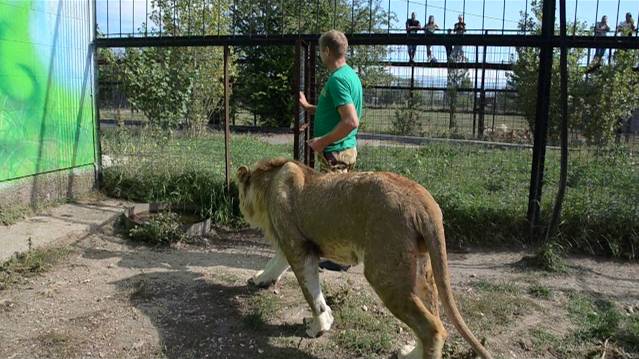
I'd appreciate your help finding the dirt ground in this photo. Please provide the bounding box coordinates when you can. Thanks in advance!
[1,220,638,359]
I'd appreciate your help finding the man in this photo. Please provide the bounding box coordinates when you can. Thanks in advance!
[617,12,636,36]
[405,12,421,62]
[299,30,363,271]
[587,15,610,73]
[451,15,466,61]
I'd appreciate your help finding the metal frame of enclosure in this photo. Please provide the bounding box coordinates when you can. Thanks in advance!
[93,0,639,236]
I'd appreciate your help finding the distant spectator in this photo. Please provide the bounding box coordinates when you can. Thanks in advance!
[451,15,466,61]
[424,15,439,62]
[617,12,636,36]
[406,12,421,62]
[591,16,610,66]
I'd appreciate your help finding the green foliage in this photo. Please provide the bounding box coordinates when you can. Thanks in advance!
[392,91,426,136]
[0,246,70,290]
[101,130,639,258]
[127,212,188,246]
[231,0,393,127]
[567,293,639,353]
[117,0,231,131]
[577,50,639,145]
[446,68,471,132]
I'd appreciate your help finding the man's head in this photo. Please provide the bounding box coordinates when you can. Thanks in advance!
[411,12,416,20]
[458,15,464,22]
[602,15,608,23]
[626,12,632,22]
[319,30,348,64]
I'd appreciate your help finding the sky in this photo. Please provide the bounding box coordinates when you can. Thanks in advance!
[95,0,639,36]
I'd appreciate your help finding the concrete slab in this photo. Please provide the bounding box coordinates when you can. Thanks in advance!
[0,199,128,263]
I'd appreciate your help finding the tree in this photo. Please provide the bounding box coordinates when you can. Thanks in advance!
[507,0,587,145]
[392,91,427,136]
[121,0,232,131]
[578,51,639,145]
[231,0,394,127]
[445,68,471,132]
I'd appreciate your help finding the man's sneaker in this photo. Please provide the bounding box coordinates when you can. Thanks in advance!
[319,260,351,272]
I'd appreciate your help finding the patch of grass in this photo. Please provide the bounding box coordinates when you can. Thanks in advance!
[325,285,398,357]
[518,242,567,273]
[101,129,639,258]
[127,212,188,246]
[527,283,552,299]
[242,290,279,330]
[461,280,536,333]
[0,245,71,289]
[0,205,31,225]
[566,293,639,354]
[529,328,563,353]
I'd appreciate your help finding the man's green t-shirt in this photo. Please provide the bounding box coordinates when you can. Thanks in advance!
[314,64,363,153]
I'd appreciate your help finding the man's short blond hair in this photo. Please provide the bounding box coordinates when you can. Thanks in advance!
[319,30,348,58]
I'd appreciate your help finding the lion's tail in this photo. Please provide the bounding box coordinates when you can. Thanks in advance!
[418,212,494,359]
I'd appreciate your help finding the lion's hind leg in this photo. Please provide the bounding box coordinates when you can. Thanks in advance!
[364,252,447,359]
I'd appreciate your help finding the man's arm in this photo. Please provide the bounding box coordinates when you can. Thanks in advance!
[307,104,359,154]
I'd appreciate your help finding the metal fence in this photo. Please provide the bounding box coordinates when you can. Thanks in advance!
[94,0,639,235]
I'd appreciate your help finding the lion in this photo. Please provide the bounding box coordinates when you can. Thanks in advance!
[236,158,493,359]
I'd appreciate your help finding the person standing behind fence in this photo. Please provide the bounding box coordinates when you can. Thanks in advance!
[617,12,636,36]
[298,30,363,271]
[615,13,638,71]
[406,12,421,63]
[451,15,467,61]
[424,16,439,62]
[587,15,610,73]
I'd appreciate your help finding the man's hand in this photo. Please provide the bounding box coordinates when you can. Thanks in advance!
[307,137,327,154]
[299,91,316,114]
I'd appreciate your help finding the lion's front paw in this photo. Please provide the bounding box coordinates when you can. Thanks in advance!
[248,270,276,288]
[303,309,334,337]
[396,343,422,359]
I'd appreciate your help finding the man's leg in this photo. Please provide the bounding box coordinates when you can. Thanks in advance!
[317,148,357,272]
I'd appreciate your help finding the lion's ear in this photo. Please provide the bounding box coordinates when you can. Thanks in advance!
[237,166,251,183]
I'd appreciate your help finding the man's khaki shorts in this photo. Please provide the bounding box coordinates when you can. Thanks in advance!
[317,147,357,173]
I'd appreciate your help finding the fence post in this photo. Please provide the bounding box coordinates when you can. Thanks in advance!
[223,45,231,192]
[293,38,306,161]
[527,0,556,237]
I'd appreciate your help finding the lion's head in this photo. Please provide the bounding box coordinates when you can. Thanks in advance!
[236,157,292,228]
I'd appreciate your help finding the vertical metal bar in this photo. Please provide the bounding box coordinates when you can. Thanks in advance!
[479,31,487,136]
[472,45,478,136]
[544,0,569,243]
[299,0,302,34]
[92,0,103,186]
[119,0,122,36]
[223,45,231,191]
[293,39,305,161]
[309,42,316,168]
[145,0,148,35]
[443,0,446,30]
[369,0,372,33]
[501,0,506,34]
[159,2,162,36]
[387,0,391,33]
[281,0,284,34]
[188,0,192,35]
[481,0,486,32]
[492,70,498,130]
[218,0,221,35]
[462,0,466,25]
[527,0,556,235]
[107,0,109,36]
[611,0,621,64]
[523,0,528,34]
[173,0,177,35]
[304,43,311,165]
[353,0,356,33]
[333,0,337,29]
[132,0,134,35]
[572,0,578,36]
